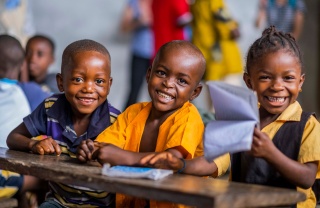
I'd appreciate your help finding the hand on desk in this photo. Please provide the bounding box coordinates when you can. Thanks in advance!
[77,140,118,165]
[30,136,61,156]
[77,139,100,162]
[139,152,183,172]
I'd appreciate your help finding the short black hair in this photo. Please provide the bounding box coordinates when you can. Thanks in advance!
[246,25,303,74]
[61,39,111,74]
[153,40,206,82]
[0,34,24,78]
[26,34,55,54]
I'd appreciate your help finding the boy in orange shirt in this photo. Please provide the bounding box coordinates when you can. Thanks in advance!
[77,40,229,207]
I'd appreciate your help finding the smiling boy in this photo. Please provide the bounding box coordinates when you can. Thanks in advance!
[7,39,121,207]
[77,40,207,207]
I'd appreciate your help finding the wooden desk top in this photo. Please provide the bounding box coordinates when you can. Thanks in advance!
[0,147,305,208]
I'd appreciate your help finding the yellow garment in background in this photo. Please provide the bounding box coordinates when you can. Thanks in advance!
[191,0,243,81]
[96,101,204,208]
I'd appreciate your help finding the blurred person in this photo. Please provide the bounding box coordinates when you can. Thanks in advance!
[152,0,192,57]
[190,0,243,111]
[0,34,49,143]
[121,0,153,109]
[255,0,306,40]
[25,34,59,93]
[0,34,49,208]
[0,0,35,46]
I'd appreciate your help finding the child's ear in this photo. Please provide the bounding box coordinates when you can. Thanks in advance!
[189,83,203,101]
[299,73,305,90]
[146,67,152,82]
[243,73,253,90]
[107,77,113,95]
[56,73,64,92]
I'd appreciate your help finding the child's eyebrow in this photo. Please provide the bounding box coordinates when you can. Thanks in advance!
[157,64,191,79]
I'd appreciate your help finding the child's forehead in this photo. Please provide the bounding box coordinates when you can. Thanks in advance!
[63,51,110,73]
[249,51,302,73]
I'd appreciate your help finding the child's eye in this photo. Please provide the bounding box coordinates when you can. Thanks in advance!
[259,76,270,80]
[96,79,105,84]
[156,70,166,77]
[178,78,187,85]
[37,51,44,57]
[72,77,84,83]
[284,76,295,81]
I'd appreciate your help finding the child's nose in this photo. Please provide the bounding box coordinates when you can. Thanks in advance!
[83,82,94,93]
[271,79,284,91]
[163,78,174,88]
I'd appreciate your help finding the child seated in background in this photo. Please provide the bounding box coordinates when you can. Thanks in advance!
[77,40,229,207]
[140,26,320,208]
[0,34,49,208]
[24,34,59,93]
[7,39,121,207]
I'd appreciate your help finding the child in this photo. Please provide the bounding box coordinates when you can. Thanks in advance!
[140,26,320,208]
[77,40,230,207]
[0,34,50,208]
[7,39,121,207]
[25,34,59,93]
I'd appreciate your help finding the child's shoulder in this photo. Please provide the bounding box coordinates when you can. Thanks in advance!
[172,102,203,123]
[107,102,121,118]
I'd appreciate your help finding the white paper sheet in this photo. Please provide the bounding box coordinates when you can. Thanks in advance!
[204,81,259,161]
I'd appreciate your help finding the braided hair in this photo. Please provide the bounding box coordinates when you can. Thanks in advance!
[245,25,303,74]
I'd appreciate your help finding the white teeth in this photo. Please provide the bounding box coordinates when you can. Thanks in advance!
[158,91,173,101]
[79,98,94,101]
[267,97,285,103]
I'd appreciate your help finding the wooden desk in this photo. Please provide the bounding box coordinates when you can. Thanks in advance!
[0,147,305,208]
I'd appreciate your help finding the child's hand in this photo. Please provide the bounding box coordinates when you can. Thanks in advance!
[139,152,184,172]
[77,139,96,162]
[250,128,277,160]
[30,136,61,156]
[93,144,123,166]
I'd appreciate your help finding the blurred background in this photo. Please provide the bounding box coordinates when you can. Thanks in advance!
[1,0,319,114]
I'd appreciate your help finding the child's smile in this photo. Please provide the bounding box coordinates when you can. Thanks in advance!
[77,96,97,106]
[156,90,174,102]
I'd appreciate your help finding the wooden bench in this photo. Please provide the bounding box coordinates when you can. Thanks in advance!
[0,147,306,208]
[0,198,18,208]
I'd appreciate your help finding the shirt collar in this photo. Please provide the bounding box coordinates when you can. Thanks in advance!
[276,101,302,122]
[47,94,111,139]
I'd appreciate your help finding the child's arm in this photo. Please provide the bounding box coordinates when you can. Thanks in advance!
[252,128,318,189]
[88,143,184,167]
[140,152,219,176]
[7,123,61,155]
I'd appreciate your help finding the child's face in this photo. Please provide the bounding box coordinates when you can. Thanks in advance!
[147,47,202,113]
[56,51,112,117]
[26,39,54,81]
[244,51,305,115]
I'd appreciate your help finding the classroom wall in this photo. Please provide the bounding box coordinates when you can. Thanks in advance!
[299,0,319,115]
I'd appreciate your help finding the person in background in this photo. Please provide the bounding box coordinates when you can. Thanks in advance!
[190,0,243,113]
[24,34,59,93]
[0,34,49,145]
[77,40,229,208]
[120,0,154,109]
[0,34,49,208]
[140,26,320,208]
[255,0,306,40]
[7,39,121,207]
[152,0,192,57]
